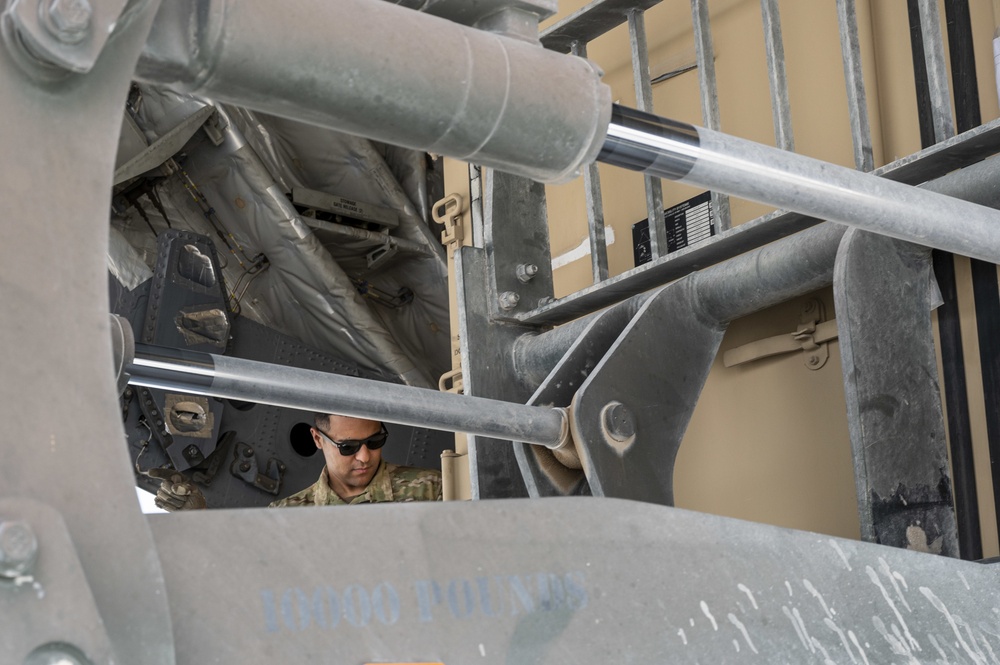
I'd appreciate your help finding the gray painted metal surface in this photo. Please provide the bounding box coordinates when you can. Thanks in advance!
[483,170,556,317]
[136,0,611,183]
[759,0,794,151]
[0,1,175,663]
[149,498,1000,663]
[835,230,958,556]
[0,499,113,665]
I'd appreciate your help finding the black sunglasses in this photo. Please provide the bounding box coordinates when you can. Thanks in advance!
[315,423,388,456]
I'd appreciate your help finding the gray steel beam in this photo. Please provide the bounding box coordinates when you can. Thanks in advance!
[526,118,1000,327]
[599,105,1000,264]
[126,343,569,449]
[137,0,611,184]
[515,152,1000,383]
[835,230,958,556]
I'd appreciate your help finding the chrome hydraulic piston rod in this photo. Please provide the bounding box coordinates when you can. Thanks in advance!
[598,105,1000,264]
[125,343,569,449]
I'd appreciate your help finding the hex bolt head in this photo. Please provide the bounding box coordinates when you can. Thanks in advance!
[0,520,39,578]
[42,0,93,45]
[601,401,636,442]
[498,291,520,310]
[516,263,539,283]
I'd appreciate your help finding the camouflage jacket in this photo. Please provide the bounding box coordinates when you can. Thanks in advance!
[269,461,442,507]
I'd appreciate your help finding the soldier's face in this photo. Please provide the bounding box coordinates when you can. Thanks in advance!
[314,417,383,498]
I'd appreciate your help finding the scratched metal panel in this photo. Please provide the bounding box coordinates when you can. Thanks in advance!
[150,498,1000,664]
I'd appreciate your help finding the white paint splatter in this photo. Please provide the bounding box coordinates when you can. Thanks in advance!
[956,615,990,664]
[784,606,812,652]
[866,565,920,651]
[928,633,952,664]
[921,586,986,665]
[690,618,695,627]
[849,630,872,665]
[785,580,794,597]
[812,636,834,663]
[793,607,814,652]
[879,557,912,612]
[729,613,759,654]
[804,579,834,619]
[478,643,486,657]
[677,628,688,645]
[829,539,853,571]
[825,617,858,664]
[551,226,617,270]
[738,583,759,610]
[733,639,740,653]
[976,631,998,664]
[893,570,909,592]
[872,616,917,661]
[700,601,718,631]
[958,570,971,591]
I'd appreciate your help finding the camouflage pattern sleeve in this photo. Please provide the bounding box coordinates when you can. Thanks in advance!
[387,464,443,502]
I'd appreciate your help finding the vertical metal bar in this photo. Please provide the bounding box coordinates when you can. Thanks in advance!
[759,0,794,151]
[628,8,667,258]
[916,0,957,141]
[835,230,959,557]
[943,0,989,560]
[835,0,874,172]
[690,0,731,231]
[907,0,938,148]
[572,40,610,283]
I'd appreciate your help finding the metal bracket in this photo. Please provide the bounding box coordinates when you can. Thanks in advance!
[113,104,216,185]
[723,297,838,370]
[514,305,633,497]
[230,442,285,495]
[570,280,726,504]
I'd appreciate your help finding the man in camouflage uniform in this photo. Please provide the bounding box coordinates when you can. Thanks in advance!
[270,413,441,507]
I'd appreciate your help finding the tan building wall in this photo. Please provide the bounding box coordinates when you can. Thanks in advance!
[449,0,1000,556]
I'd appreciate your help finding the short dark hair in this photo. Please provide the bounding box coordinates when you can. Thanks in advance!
[314,413,330,430]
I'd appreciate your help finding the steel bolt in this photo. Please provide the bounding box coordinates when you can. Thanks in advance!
[24,642,92,665]
[516,263,539,283]
[0,520,39,578]
[538,296,555,307]
[239,461,251,473]
[601,401,636,442]
[498,291,520,310]
[43,0,93,44]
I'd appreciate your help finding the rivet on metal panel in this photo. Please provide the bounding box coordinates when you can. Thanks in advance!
[600,400,636,454]
[0,520,39,579]
[41,0,91,45]
[498,291,520,310]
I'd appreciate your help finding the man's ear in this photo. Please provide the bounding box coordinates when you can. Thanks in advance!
[311,427,323,451]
